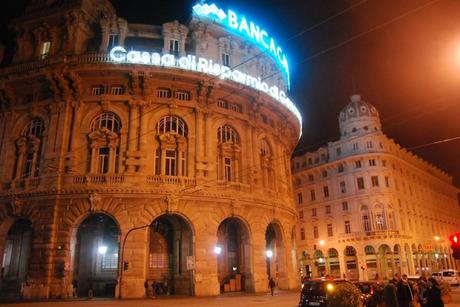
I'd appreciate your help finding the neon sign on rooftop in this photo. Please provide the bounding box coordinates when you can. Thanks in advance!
[192,2,291,89]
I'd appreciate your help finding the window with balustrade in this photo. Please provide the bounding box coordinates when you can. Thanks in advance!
[217,125,241,182]
[12,118,45,179]
[87,112,121,174]
[174,90,190,101]
[260,138,275,189]
[155,116,188,177]
[156,88,171,98]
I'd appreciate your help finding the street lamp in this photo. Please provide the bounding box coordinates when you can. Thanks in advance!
[214,245,222,255]
[266,249,273,278]
[266,250,273,258]
[98,245,108,254]
[319,240,325,246]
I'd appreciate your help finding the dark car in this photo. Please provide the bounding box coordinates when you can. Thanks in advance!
[354,281,378,307]
[299,278,353,307]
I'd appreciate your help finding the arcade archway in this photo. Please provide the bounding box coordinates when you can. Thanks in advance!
[0,218,33,297]
[216,217,252,293]
[265,222,286,285]
[73,214,120,298]
[147,214,194,296]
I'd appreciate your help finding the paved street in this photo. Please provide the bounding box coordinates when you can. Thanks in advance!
[2,287,460,307]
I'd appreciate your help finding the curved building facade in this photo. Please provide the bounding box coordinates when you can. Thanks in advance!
[292,95,460,281]
[0,0,301,299]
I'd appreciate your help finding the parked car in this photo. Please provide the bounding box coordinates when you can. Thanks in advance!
[440,269,460,286]
[431,272,442,281]
[354,281,378,307]
[299,278,355,307]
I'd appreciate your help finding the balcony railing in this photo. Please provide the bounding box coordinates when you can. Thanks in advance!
[146,175,196,187]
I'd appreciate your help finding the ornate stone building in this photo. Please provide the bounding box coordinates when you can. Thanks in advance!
[292,95,460,281]
[0,0,301,299]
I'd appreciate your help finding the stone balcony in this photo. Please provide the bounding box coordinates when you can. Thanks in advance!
[337,230,400,242]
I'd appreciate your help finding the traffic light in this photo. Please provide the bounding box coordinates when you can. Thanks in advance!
[123,261,129,271]
[449,233,460,259]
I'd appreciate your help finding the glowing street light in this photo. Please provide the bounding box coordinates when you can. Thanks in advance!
[434,236,440,241]
[266,250,273,258]
[98,245,108,254]
[319,240,325,246]
[214,245,222,255]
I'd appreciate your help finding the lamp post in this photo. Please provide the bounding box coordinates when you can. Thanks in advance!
[118,224,152,299]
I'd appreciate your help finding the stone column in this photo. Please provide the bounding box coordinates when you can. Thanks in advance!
[357,252,368,281]
[338,251,346,279]
[15,139,27,179]
[194,232,219,296]
[195,108,203,176]
[126,101,139,173]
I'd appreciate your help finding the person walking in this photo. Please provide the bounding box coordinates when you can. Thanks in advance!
[417,276,430,307]
[426,277,444,307]
[397,274,414,307]
[268,277,276,296]
[383,278,398,307]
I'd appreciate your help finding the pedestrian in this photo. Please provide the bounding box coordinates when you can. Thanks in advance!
[397,274,414,307]
[268,277,276,296]
[383,278,398,307]
[72,279,78,298]
[426,277,444,307]
[417,276,430,307]
[151,281,156,298]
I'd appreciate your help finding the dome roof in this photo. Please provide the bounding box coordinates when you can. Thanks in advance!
[338,94,379,123]
[338,94,382,138]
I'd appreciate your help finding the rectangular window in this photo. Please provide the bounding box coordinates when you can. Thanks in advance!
[327,224,333,237]
[326,205,331,215]
[97,147,110,174]
[101,252,118,270]
[165,150,177,176]
[217,99,228,109]
[340,181,346,193]
[108,34,119,49]
[371,176,379,187]
[297,193,303,204]
[363,215,371,232]
[169,39,179,54]
[175,91,190,101]
[323,186,329,198]
[369,159,376,166]
[342,201,348,211]
[224,157,232,181]
[300,228,305,240]
[110,86,124,95]
[382,160,387,167]
[91,86,105,96]
[345,221,351,234]
[180,151,186,176]
[23,153,33,177]
[336,147,341,156]
[322,170,327,178]
[355,160,362,168]
[385,176,390,188]
[338,164,344,173]
[40,41,51,59]
[310,190,316,201]
[299,210,304,219]
[156,88,171,98]
[222,53,230,66]
[357,177,365,190]
[308,158,312,165]
[367,141,373,149]
[313,226,319,239]
[308,174,314,181]
[352,143,359,151]
[312,208,317,217]
[230,103,243,113]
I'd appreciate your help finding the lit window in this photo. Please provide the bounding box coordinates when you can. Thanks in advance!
[40,41,51,59]
[222,53,230,66]
[101,252,118,270]
[175,90,191,101]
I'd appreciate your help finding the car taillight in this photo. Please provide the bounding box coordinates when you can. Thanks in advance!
[370,286,374,295]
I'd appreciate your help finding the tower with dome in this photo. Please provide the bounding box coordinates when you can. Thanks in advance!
[292,94,460,280]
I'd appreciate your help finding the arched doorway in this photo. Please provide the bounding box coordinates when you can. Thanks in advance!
[73,214,120,298]
[216,217,252,293]
[344,246,358,280]
[313,250,325,277]
[328,248,340,278]
[364,245,377,280]
[147,214,194,296]
[0,218,33,297]
[265,222,286,286]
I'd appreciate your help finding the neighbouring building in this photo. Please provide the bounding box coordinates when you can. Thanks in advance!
[0,0,302,299]
[292,94,460,281]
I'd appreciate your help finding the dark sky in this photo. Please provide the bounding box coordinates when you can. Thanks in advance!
[1,0,460,186]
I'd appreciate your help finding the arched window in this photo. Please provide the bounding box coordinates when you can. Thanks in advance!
[260,138,275,189]
[155,116,188,176]
[217,125,240,182]
[87,112,122,174]
[13,118,45,179]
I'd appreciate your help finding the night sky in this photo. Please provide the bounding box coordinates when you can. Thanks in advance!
[1,0,460,186]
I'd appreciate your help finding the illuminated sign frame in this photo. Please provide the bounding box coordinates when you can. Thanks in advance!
[192,3,291,89]
[109,46,302,128]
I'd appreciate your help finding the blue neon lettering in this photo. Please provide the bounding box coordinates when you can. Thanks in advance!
[250,22,260,42]
[238,17,250,36]
[260,30,269,49]
[228,10,238,29]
